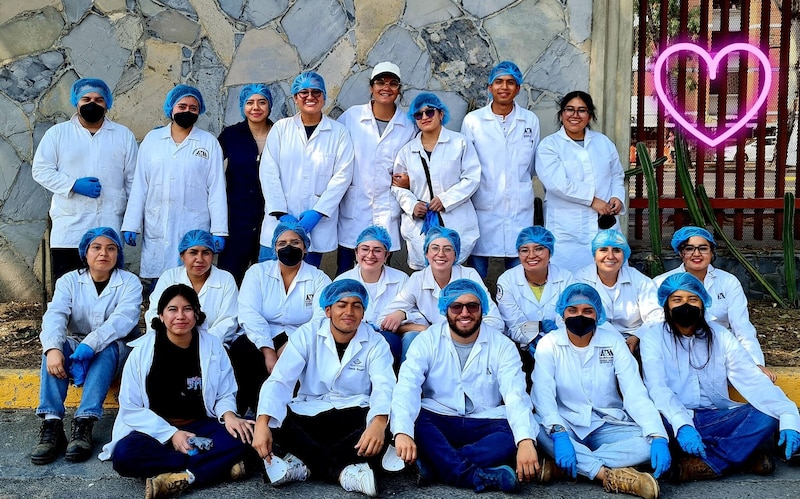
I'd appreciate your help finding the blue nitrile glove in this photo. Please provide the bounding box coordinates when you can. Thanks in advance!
[527,341,537,358]
[420,208,441,235]
[778,429,800,460]
[73,177,101,198]
[650,438,671,479]
[298,210,323,232]
[676,425,707,458]
[279,213,298,224]
[551,430,577,478]
[212,236,226,252]
[69,344,95,362]
[541,319,558,333]
[122,231,137,246]
[69,360,88,387]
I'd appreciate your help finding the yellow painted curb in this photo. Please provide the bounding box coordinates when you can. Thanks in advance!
[0,369,120,410]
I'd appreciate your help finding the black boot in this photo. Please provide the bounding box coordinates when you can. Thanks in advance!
[31,419,67,465]
[65,417,94,462]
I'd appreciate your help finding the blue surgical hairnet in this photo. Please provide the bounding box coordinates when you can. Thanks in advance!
[555,283,607,325]
[78,227,124,269]
[670,226,717,255]
[591,229,631,263]
[179,229,215,254]
[408,92,450,126]
[71,78,113,109]
[438,278,490,316]
[319,279,369,310]
[239,83,273,119]
[291,71,327,99]
[516,226,555,254]
[356,225,391,251]
[488,61,523,86]
[423,226,461,265]
[657,272,712,309]
[271,221,311,257]
[163,84,206,119]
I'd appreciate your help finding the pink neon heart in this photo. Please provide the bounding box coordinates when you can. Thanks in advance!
[653,42,772,148]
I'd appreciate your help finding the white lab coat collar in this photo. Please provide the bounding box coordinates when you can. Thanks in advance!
[76,267,125,296]
[550,322,617,363]
[316,320,372,366]
[357,103,410,137]
[420,264,467,291]
[69,113,119,133]
[408,126,455,154]
[265,261,317,294]
[555,125,598,147]
[290,112,333,142]
[509,263,569,307]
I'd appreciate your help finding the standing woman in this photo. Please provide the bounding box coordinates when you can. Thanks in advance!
[391,92,480,271]
[535,91,625,273]
[216,84,274,284]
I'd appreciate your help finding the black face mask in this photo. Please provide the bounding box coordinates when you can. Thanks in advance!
[79,102,105,123]
[277,245,304,267]
[598,214,616,230]
[173,111,198,129]
[670,303,702,328]
[564,315,597,337]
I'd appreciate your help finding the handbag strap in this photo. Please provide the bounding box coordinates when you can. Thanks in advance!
[418,152,444,226]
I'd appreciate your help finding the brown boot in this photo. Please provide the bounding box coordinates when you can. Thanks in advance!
[144,471,191,499]
[603,467,659,499]
[538,456,568,484]
[30,419,67,465]
[672,455,719,482]
[743,451,775,475]
[65,417,94,462]
[230,460,246,480]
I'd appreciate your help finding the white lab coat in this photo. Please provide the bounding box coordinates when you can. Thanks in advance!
[257,320,396,428]
[639,321,800,432]
[32,115,137,248]
[121,125,228,278]
[461,103,540,257]
[335,265,409,326]
[145,265,239,345]
[238,260,331,350]
[337,103,415,251]
[259,114,354,252]
[654,265,765,365]
[532,324,667,440]
[391,127,480,270]
[99,330,238,460]
[391,322,537,444]
[535,127,626,272]
[495,263,575,345]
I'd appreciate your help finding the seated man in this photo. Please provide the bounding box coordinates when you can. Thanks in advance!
[391,279,540,493]
[252,279,396,497]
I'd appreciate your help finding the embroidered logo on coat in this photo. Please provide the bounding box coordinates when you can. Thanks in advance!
[193,148,209,159]
[305,294,314,307]
[348,358,365,372]
[599,348,614,364]
[717,292,725,300]
[496,284,504,300]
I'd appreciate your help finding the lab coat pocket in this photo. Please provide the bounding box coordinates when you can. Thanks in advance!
[313,153,335,195]
[339,186,358,220]
[479,368,500,408]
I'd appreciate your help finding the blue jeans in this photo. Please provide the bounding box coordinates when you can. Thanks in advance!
[37,341,119,420]
[400,331,422,362]
[378,330,402,370]
[468,256,519,280]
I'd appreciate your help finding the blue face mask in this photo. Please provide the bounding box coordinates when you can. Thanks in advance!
[564,315,597,337]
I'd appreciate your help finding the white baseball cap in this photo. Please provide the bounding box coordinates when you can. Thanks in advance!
[371,62,401,80]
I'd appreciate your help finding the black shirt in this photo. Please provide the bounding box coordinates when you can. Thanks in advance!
[146,329,205,421]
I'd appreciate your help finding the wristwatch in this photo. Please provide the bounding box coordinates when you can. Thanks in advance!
[550,424,566,434]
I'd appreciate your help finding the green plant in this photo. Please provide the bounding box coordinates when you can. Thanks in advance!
[784,193,797,306]
[636,142,665,276]
[674,136,705,226]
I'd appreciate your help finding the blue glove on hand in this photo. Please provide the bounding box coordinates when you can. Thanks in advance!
[73,177,102,198]
[551,430,577,478]
[676,425,707,458]
[541,319,558,333]
[212,236,226,252]
[122,231,137,246]
[69,344,95,362]
[420,208,441,235]
[279,213,298,224]
[69,360,88,387]
[778,429,800,460]
[650,438,671,479]
[298,210,323,233]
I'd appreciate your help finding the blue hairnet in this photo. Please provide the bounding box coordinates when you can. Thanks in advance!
[423,226,461,265]
[516,226,555,254]
[271,221,311,256]
[291,71,327,99]
[657,272,712,309]
[356,225,391,251]
[163,84,206,119]
[178,229,215,254]
[71,78,113,109]
[591,229,631,262]
[78,227,124,269]
[555,283,607,325]
[438,278,490,316]
[239,83,273,119]
[670,226,717,254]
[488,61,523,86]
[319,279,369,310]
[408,92,450,126]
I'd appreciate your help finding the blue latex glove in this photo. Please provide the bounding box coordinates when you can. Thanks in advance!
[69,360,88,387]
[541,319,558,333]
[279,213,298,224]
[676,425,707,458]
[297,210,323,233]
[527,341,537,358]
[420,207,441,235]
[122,231,137,246]
[778,429,800,460]
[212,235,226,252]
[69,344,95,362]
[73,177,101,198]
[551,430,577,478]
[650,438,671,479]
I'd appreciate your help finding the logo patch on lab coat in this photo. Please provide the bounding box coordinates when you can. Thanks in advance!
[496,284,504,300]
[523,127,532,139]
[348,358,365,372]
[305,293,314,307]
[717,292,725,300]
[599,348,614,364]
[193,148,209,159]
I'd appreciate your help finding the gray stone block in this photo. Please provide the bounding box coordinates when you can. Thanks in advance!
[282,0,348,65]
[336,68,373,114]
[567,0,592,44]
[0,6,64,63]
[218,0,245,20]
[403,0,462,28]
[0,54,61,103]
[0,137,23,202]
[0,93,32,158]
[462,0,515,18]
[191,39,226,136]
[244,0,288,27]
[0,160,50,222]
[528,36,590,96]
[367,25,431,90]
[145,10,200,45]
[160,0,197,19]
[63,15,131,92]
[64,0,93,24]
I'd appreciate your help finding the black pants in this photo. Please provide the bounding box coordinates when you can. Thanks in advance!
[227,334,287,416]
[217,222,261,286]
[51,248,83,283]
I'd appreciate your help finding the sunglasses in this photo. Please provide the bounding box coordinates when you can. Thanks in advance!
[447,302,481,314]
[413,109,438,121]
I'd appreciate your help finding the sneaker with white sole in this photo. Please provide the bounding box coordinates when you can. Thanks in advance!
[267,453,309,486]
[339,462,377,497]
[381,444,405,472]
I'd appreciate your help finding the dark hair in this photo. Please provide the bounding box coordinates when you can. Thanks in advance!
[556,90,598,124]
[663,302,713,369]
[150,284,206,333]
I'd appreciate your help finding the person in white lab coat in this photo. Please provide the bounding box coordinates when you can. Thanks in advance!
[461,61,540,278]
[535,91,626,273]
[391,92,480,270]
[653,226,776,381]
[252,280,396,496]
[121,84,228,282]
[640,273,800,482]
[258,71,354,268]
[32,227,142,466]
[532,283,668,499]
[32,78,137,281]
[335,62,415,274]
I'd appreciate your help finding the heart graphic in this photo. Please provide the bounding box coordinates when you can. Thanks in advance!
[653,42,772,148]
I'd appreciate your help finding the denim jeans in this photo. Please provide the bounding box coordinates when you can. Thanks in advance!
[400,331,421,362]
[467,255,520,280]
[37,341,119,420]
[377,330,402,370]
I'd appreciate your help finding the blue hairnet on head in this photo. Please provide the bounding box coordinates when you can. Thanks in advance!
[319,279,369,310]
[163,84,206,119]
[670,226,716,254]
[271,221,311,257]
[178,229,215,254]
[291,71,327,99]
[78,227,124,269]
[438,278,490,316]
[516,226,555,254]
[239,83,273,119]
[423,226,461,264]
[71,78,113,109]
[657,272,712,309]
[488,61,523,86]
[356,225,392,251]
[408,92,450,126]
[555,283,607,325]
[591,229,631,262]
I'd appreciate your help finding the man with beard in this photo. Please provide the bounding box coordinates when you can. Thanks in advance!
[390,278,540,493]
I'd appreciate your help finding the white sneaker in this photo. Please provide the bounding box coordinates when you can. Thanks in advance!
[339,463,377,497]
[266,453,309,486]
[381,444,405,472]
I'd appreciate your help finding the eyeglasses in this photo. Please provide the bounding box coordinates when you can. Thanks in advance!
[447,302,481,314]
[563,107,589,116]
[427,244,454,255]
[373,79,400,89]
[413,109,438,121]
[519,245,548,256]
[357,245,386,257]
[681,245,712,255]
[296,89,323,99]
